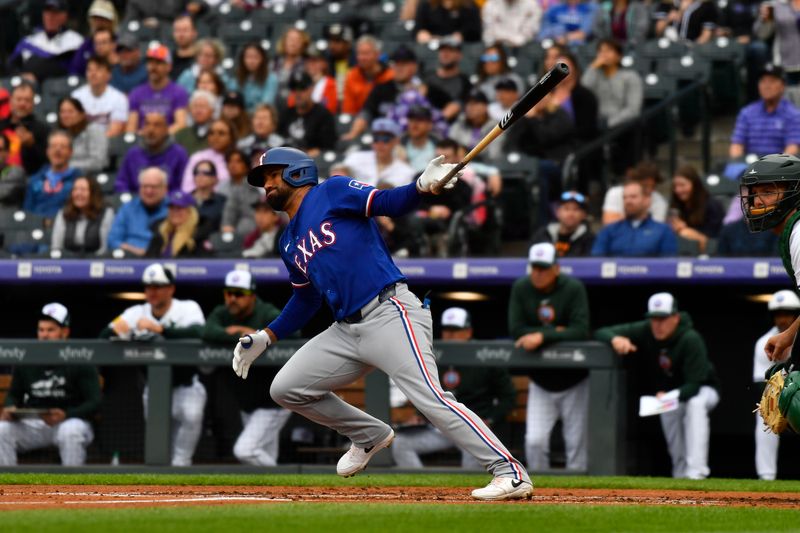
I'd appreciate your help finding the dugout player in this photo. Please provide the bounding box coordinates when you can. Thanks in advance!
[202,270,291,466]
[595,292,720,479]
[740,154,800,432]
[753,290,800,480]
[101,263,206,466]
[0,303,100,465]
[231,146,533,501]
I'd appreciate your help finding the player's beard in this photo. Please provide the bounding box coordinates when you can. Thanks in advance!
[266,186,292,212]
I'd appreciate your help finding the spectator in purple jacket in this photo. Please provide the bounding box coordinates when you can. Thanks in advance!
[116,113,188,194]
[127,42,189,135]
[8,0,84,82]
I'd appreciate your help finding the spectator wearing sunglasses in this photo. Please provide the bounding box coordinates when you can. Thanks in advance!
[202,270,291,466]
[180,119,236,194]
[476,44,524,102]
[538,0,597,46]
[342,118,415,188]
[531,191,595,257]
[190,160,227,243]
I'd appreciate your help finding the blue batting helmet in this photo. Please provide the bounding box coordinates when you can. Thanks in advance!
[247,147,319,188]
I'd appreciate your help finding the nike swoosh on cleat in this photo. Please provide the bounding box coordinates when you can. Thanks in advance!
[511,480,524,488]
[364,446,374,453]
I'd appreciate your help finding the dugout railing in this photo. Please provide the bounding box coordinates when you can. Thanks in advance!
[0,339,623,475]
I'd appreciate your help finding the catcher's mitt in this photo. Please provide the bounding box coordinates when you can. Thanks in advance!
[756,371,789,434]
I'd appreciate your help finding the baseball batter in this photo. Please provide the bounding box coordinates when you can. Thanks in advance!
[231,147,532,501]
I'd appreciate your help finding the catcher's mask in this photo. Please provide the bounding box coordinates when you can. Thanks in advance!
[740,154,800,233]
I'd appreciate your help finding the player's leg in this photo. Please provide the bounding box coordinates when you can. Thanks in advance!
[557,378,589,471]
[53,418,94,466]
[0,419,53,465]
[754,413,780,480]
[524,381,559,471]
[683,385,719,479]
[270,324,393,448]
[233,408,291,466]
[659,405,688,478]
[170,377,207,467]
[392,426,454,468]
[358,285,530,498]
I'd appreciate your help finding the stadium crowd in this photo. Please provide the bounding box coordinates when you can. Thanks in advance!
[0,0,796,259]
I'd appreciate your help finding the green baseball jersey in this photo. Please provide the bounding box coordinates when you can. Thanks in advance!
[595,312,720,401]
[4,365,101,420]
[778,210,800,288]
[508,274,590,391]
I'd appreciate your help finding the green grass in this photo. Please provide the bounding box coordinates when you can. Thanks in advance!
[2,503,799,533]
[0,472,799,493]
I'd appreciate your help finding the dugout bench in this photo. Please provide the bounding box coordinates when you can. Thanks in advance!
[0,340,623,475]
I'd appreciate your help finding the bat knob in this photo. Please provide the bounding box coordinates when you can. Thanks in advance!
[241,335,253,349]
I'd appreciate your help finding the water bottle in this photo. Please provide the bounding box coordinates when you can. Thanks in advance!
[111,451,120,466]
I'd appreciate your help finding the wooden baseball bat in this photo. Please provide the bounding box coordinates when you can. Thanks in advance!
[430,62,571,194]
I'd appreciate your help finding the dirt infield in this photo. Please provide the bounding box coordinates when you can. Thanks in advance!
[0,485,798,509]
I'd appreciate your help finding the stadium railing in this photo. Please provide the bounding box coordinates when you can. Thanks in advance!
[0,338,623,475]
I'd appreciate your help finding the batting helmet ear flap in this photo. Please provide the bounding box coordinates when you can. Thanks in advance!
[247,147,319,188]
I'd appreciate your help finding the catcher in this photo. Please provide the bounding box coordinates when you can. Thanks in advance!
[740,154,800,435]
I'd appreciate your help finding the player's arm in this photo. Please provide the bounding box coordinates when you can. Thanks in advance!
[265,284,322,341]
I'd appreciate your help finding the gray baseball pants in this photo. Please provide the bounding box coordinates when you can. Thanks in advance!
[270,283,529,482]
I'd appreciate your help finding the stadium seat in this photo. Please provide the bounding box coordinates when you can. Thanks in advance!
[704,173,740,197]
[207,231,244,258]
[512,41,545,79]
[93,171,117,195]
[641,72,677,102]
[380,20,415,43]
[0,209,44,232]
[218,21,267,58]
[123,19,161,43]
[3,227,50,257]
[107,134,138,169]
[657,55,712,83]
[639,38,689,71]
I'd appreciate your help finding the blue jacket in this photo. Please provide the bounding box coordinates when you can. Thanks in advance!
[591,216,678,257]
[23,166,81,219]
[107,197,168,251]
[539,3,596,44]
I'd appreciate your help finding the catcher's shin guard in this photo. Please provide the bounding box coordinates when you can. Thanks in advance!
[778,371,800,433]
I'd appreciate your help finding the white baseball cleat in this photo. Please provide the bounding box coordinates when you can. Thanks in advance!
[336,430,395,478]
[471,477,534,501]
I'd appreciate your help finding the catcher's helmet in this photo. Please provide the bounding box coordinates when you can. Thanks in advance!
[740,153,800,232]
[247,147,318,188]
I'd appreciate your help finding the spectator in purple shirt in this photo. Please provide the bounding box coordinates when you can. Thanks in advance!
[730,64,800,158]
[116,113,188,194]
[127,42,189,135]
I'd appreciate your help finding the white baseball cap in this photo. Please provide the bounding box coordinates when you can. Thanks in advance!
[768,290,800,311]
[441,307,471,329]
[88,0,117,21]
[645,292,678,318]
[141,263,175,286]
[41,302,70,327]
[528,242,557,267]
[225,270,255,291]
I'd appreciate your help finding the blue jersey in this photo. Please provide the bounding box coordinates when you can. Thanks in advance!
[268,176,422,337]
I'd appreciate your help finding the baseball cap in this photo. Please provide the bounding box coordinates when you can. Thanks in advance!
[88,0,117,21]
[559,190,588,210]
[324,23,354,42]
[222,90,245,108]
[43,0,67,11]
[142,263,175,286]
[441,307,471,329]
[40,302,70,327]
[407,105,432,121]
[645,292,678,318]
[391,45,417,63]
[528,242,557,268]
[438,36,462,51]
[306,44,324,59]
[167,190,196,208]
[768,290,800,312]
[760,63,785,81]
[371,117,402,137]
[146,42,172,64]
[467,89,489,104]
[225,270,256,291]
[288,71,313,91]
[116,33,138,51]
[495,78,519,92]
